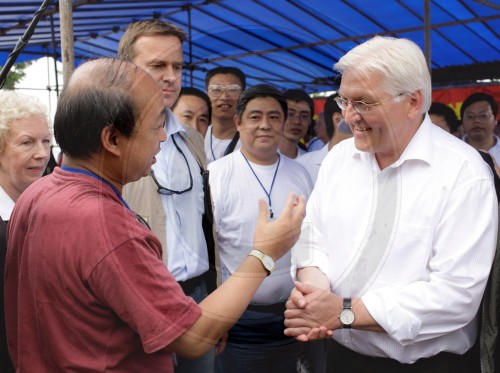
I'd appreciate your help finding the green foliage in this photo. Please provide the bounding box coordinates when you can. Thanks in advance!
[1,61,33,89]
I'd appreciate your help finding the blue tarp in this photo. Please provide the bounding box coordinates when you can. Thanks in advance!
[0,0,499,92]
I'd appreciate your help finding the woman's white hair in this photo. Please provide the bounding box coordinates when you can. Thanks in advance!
[0,90,50,153]
[334,36,432,113]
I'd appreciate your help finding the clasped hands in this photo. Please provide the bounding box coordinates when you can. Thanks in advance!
[284,281,343,342]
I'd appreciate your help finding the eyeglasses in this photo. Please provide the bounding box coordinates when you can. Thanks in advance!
[287,111,311,122]
[150,136,193,195]
[135,213,151,230]
[207,84,242,98]
[334,94,403,114]
[463,112,493,122]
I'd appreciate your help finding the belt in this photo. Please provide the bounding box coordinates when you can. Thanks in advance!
[247,302,286,315]
[177,273,205,295]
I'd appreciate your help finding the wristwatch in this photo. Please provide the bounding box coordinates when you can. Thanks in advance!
[248,249,275,276]
[339,298,355,328]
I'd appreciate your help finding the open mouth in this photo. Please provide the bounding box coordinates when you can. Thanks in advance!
[351,123,371,132]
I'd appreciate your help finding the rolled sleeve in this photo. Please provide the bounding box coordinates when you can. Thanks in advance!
[291,221,331,281]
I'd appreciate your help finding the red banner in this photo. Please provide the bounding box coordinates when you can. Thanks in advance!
[432,84,500,120]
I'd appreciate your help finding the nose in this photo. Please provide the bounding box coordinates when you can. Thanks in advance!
[343,104,360,125]
[259,117,272,130]
[288,113,300,124]
[218,87,230,99]
[161,66,175,83]
[34,141,50,160]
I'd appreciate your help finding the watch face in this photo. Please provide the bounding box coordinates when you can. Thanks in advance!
[340,309,355,325]
[262,256,275,272]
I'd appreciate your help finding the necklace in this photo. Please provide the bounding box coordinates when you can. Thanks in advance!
[241,153,281,219]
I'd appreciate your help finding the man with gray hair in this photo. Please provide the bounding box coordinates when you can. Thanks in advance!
[285,36,497,372]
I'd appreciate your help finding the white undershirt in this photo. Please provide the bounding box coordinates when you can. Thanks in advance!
[296,144,329,184]
[209,150,312,304]
[204,125,242,164]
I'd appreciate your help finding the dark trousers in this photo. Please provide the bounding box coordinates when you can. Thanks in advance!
[326,339,480,373]
[216,304,300,373]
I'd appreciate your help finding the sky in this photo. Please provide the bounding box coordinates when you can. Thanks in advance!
[13,57,63,158]
[15,56,63,121]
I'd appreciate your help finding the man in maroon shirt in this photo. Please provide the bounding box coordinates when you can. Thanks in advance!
[4,58,305,372]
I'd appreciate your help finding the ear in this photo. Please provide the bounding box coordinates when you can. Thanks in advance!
[332,112,342,126]
[234,114,242,132]
[407,90,423,119]
[100,125,123,157]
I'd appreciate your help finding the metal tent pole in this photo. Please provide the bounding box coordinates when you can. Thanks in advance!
[424,0,432,71]
[0,0,54,89]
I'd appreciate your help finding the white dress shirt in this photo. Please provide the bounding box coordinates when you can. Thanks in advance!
[488,135,500,166]
[296,144,329,184]
[0,186,15,220]
[153,110,208,281]
[307,136,325,152]
[462,134,500,166]
[292,115,498,363]
[209,150,312,304]
[204,125,242,164]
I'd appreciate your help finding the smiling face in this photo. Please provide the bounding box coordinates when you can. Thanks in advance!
[237,96,285,165]
[207,73,243,122]
[131,34,183,109]
[0,115,51,201]
[172,94,210,137]
[339,70,422,169]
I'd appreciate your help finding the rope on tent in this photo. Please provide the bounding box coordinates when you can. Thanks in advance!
[0,0,55,89]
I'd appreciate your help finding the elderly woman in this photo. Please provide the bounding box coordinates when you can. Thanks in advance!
[0,90,51,373]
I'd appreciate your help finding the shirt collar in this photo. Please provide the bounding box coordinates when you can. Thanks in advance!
[352,114,433,169]
[165,108,187,137]
[463,134,500,147]
[392,114,433,168]
[0,186,15,220]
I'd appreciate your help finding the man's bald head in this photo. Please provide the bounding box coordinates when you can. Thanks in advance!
[54,58,159,159]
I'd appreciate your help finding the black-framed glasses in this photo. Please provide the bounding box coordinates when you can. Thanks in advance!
[135,213,151,230]
[150,135,193,195]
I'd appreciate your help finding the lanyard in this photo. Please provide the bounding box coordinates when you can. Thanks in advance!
[241,153,280,219]
[60,165,131,210]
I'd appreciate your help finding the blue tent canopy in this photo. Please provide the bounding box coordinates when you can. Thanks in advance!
[1,0,499,92]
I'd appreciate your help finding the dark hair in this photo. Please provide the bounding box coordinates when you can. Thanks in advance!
[205,67,246,90]
[118,19,186,61]
[323,93,342,138]
[429,102,459,133]
[284,89,314,121]
[54,58,142,159]
[172,87,212,122]
[460,92,498,120]
[236,84,287,120]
